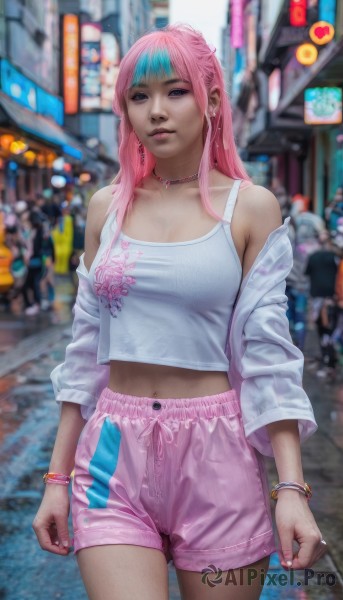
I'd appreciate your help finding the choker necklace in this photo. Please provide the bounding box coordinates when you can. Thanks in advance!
[152,167,199,189]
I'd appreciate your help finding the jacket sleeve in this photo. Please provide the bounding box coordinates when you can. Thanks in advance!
[50,254,109,421]
[239,266,317,457]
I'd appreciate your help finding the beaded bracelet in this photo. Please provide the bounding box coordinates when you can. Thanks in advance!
[270,481,312,501]
[43,472,71,486]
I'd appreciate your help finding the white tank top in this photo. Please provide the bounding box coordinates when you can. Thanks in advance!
[89,179,242,371]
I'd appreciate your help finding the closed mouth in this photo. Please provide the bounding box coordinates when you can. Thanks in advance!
[150,130,174,136]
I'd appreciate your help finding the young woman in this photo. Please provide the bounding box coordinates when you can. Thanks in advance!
[33,25,325,600]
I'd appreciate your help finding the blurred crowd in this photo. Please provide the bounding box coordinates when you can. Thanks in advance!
[0,191,87,316]
[272,181,343,382]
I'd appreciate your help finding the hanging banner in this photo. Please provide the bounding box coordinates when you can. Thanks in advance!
[80,22,102,111]
[269,69,281,111]
[230,0,244,48]
[63,15,79,115]
[290,0,307,27]
[100,33,120,111]
[246,1,257,71]
[319,0,337,26]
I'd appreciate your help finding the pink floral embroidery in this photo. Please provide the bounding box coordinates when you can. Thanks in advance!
[94,240,142,317]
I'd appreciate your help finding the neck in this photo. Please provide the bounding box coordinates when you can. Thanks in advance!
[153,141,203,181]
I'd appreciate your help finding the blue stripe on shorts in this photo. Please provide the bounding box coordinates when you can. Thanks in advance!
[86,418,122,509]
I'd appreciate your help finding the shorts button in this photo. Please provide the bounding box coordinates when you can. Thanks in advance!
[152,401,162,410]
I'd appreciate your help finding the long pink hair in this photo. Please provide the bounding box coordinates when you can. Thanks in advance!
[108,23,251,236]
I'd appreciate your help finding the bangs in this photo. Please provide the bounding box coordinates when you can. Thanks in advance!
[131,48,174,86]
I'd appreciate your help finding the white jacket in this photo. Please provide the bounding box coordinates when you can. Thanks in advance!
[227,217,317,456]
[51,217,317,456]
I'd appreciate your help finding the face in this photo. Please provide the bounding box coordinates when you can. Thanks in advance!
[126,72,205,162]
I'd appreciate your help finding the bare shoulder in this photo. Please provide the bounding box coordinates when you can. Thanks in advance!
[84,185,115,271]
[235,184,283,278]
[238,183,282,237]
[87,185,115,233]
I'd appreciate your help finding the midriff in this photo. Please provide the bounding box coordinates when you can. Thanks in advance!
[109,361,231,399]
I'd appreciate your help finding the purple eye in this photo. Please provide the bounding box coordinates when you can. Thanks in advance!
[169,89,189,96]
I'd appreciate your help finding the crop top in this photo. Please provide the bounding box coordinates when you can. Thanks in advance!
[87,178,243,371]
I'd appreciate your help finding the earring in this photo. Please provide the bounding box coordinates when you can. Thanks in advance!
[138,140,145,166]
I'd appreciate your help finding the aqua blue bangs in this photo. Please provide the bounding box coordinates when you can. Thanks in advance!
[131,49,174,86]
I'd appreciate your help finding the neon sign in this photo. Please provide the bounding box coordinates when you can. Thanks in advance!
[319,0,337,27]
[296,43,318,65]
[309,21,335,45]
[305,87,342,125]
[290,0,307,27]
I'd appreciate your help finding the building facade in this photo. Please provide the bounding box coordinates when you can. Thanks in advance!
[0,0,84,203]
[0,0,155,203]
[59,0,152,185]
[226,0,343,215]
[151,0,169,30]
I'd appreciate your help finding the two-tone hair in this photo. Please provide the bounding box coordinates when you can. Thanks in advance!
[108,23,250,235]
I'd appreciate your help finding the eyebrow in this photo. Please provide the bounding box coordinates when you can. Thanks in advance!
[130,78,190,89]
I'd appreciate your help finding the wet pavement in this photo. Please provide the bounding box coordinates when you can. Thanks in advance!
[0,282,342,599]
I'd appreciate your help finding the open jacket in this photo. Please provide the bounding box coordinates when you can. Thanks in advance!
[51,216,317,457]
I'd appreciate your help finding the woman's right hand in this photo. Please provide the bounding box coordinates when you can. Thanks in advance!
[32,485,71,555]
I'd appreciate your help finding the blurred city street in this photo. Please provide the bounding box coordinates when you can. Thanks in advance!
[0,0,343,599]
[0,277,342,599]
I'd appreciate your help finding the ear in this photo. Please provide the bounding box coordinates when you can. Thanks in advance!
[208,86,221,117]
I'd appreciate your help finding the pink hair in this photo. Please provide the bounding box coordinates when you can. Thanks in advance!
[108,23,251,239]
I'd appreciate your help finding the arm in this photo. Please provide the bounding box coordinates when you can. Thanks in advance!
[239,187,323,569]
[33,187,113,555]
[267,420,323,569]
[32,402,85,555]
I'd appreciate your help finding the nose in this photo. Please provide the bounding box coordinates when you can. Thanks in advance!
[149,94,167,121]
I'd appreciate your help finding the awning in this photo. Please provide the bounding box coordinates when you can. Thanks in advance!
[0,91,84,160]
[274,38,343,117]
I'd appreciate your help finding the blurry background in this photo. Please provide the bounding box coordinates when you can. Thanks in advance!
[0,2,343,599]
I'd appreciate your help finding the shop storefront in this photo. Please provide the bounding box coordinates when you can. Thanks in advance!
[0,59,84,204]
[243,0,343,215]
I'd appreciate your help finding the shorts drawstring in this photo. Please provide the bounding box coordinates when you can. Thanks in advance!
[137,418,174,460]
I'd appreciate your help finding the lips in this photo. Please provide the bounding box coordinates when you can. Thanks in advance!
[149,129,174,136]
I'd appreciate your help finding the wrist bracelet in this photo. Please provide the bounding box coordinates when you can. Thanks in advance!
[270,481,312,501]
[43,472,71,486]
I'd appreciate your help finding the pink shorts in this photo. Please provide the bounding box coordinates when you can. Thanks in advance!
[72,387,276,571]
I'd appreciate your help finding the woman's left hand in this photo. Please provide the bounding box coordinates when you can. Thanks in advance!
[275,489,327,570]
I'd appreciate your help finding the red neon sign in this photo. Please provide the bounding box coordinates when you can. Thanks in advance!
[290,0,307,27]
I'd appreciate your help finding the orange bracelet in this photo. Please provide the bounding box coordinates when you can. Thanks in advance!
[43,472,71,486]
[270,481,312,501]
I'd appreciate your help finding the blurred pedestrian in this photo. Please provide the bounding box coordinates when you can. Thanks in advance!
[33,24,323,600]
[5,220,28,313]
[291,194,325,249]
[40,222,56,311]
[36,192,62,228]
[325,187,343,235]
[51,201,74,274]
[305,230,339,379]
[286,240,311,351]
[69,203,86,292]
[22,211,44,315]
